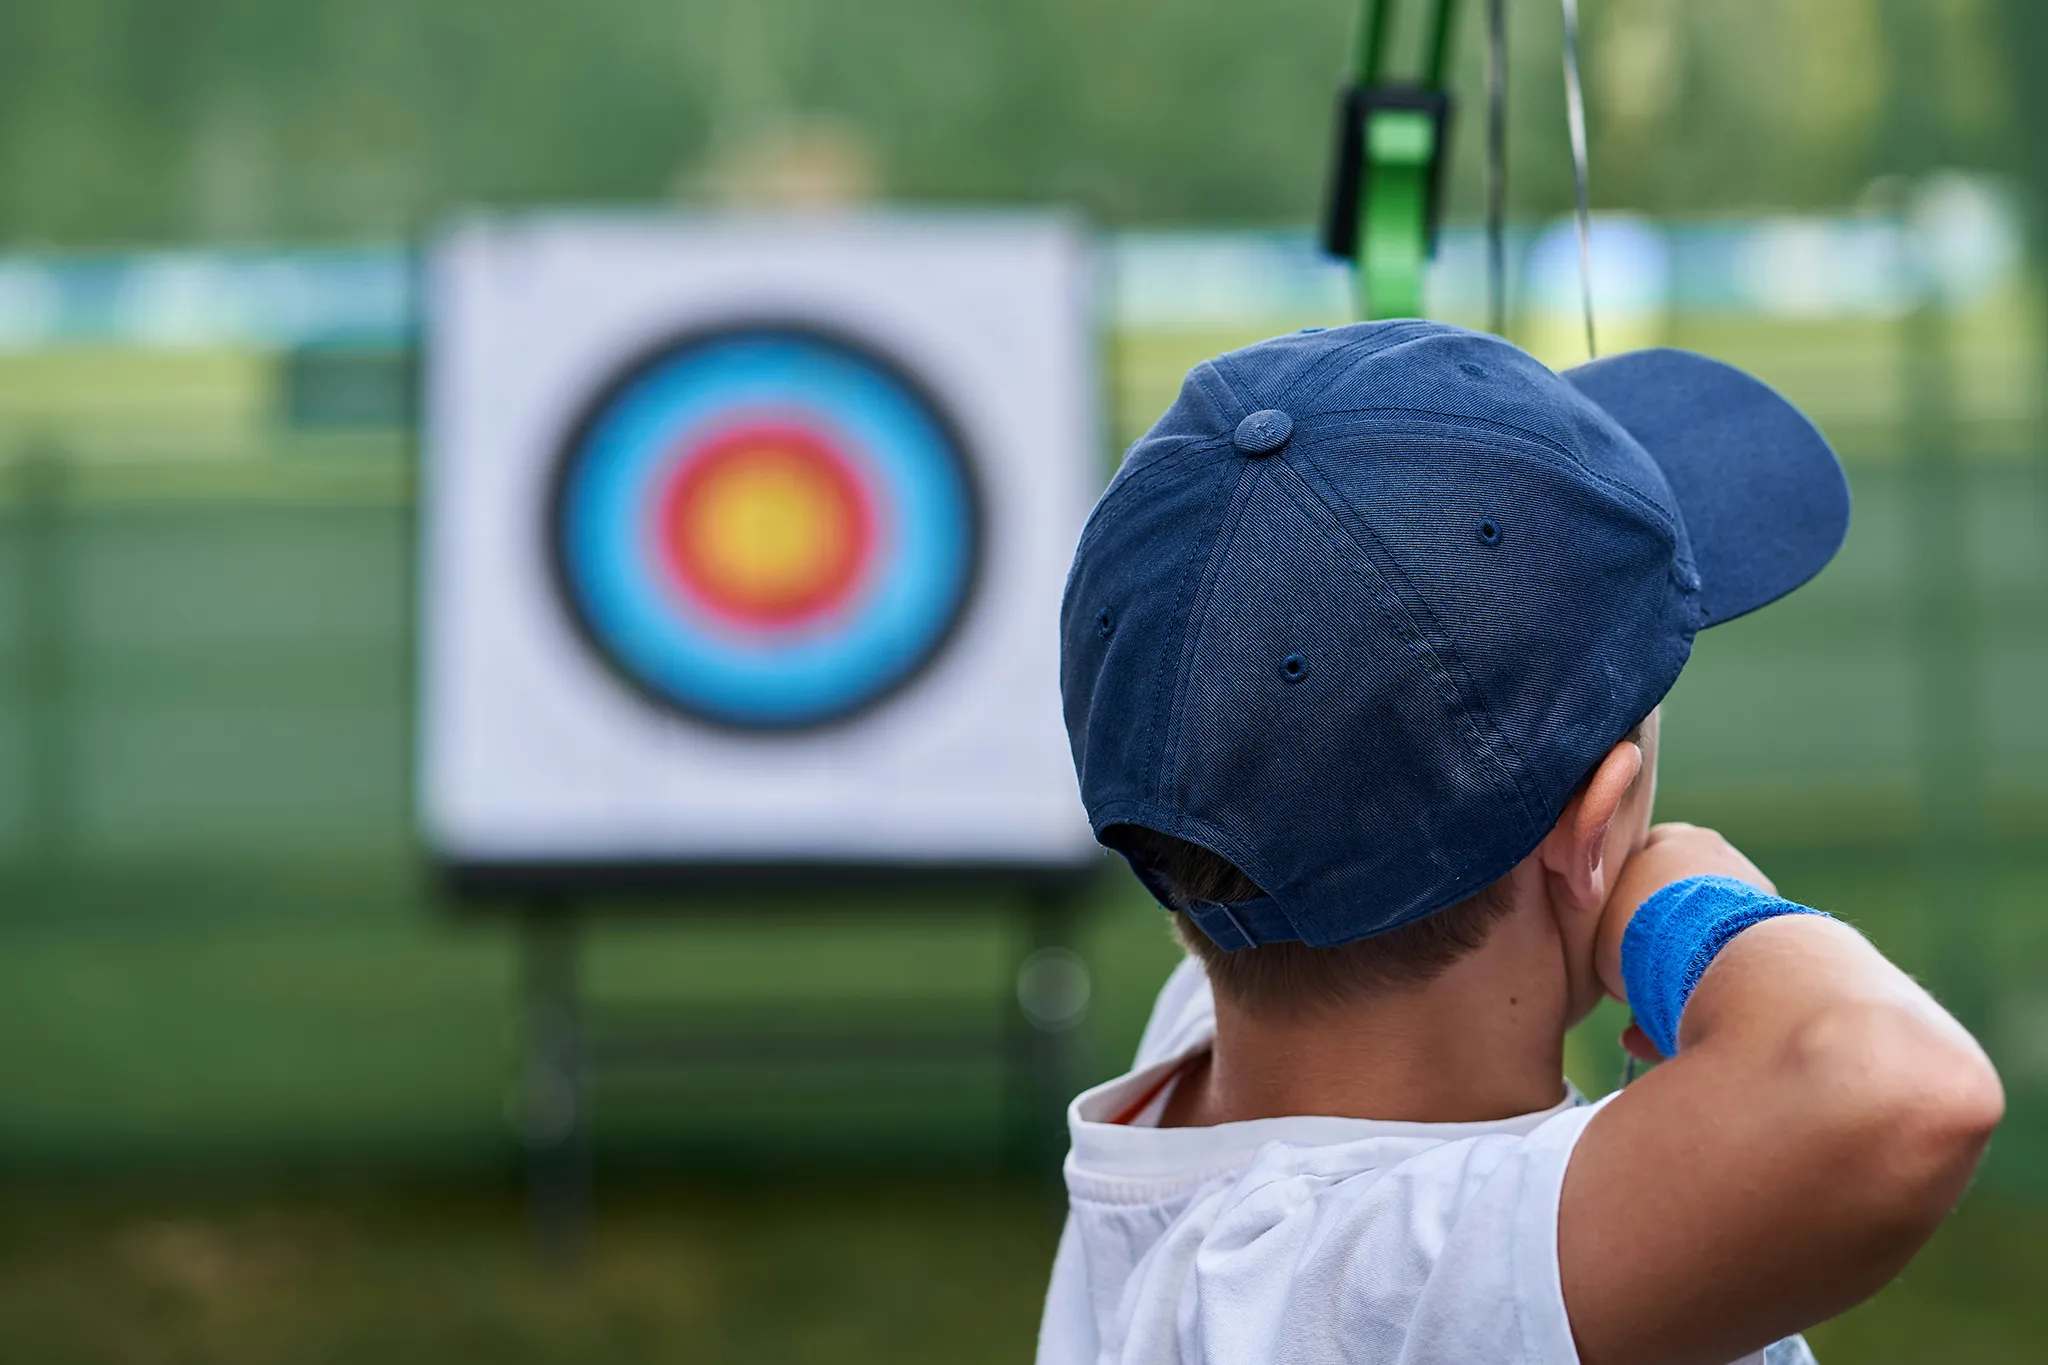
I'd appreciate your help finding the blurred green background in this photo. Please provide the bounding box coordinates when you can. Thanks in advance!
[2,1,2047,1361]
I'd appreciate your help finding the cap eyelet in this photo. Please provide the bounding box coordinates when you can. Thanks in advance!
[1097,608,1116,638]
[1476,518,1502,546]
[1280,653,1308,683]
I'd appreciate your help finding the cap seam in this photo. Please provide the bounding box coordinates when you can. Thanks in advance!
[1206,323,1442,421]
[1155,459,1260,811]
[1280,321,1446,402]
[1202,354,1261,418]
[1073,436,1235,565]
[1136,456,1241,814]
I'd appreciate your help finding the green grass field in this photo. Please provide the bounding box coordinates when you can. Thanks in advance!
[0,310,2043,1359]
[0,1178,2043,1365]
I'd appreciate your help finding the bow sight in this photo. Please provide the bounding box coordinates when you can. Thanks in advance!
[1325,0,1590,349]
[1322,0,1460,320]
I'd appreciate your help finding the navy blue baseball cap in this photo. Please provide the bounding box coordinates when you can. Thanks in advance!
[1060,321,1848,950]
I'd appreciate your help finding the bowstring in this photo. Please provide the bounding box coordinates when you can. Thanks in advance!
[1482,0,1515,335]
[1486,0,1507,337]
[1559,0,1596,359]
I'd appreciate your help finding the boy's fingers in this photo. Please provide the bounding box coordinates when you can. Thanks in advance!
[1620,1022,1662,1061]
[1617,824,1776,905]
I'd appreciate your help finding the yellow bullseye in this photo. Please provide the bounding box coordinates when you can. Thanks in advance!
[684,449,843,596]
[661,425,875,628]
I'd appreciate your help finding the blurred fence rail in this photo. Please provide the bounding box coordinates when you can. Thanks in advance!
[0,228,2043,1182]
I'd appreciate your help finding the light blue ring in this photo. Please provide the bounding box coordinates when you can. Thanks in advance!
[557,331,976,727]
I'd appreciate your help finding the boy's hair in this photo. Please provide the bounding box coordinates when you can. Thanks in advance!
[1109,822,1515,1017]
[1107,720,1643,1018]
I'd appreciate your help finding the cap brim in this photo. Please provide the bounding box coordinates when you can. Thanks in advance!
[1565,349,1850,628]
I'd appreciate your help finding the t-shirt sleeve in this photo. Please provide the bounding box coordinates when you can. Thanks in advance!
[1035,1215,1097,1365]
[1404,1098,1813,1365]
[1389,1097,1612,1363]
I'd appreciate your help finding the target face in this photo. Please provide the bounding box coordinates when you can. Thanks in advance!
[551,325,980,729]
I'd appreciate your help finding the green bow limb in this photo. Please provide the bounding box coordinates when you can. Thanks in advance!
[1324,0,1461,320]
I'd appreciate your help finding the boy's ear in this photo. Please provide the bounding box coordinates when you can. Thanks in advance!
[1538,739,1644,914]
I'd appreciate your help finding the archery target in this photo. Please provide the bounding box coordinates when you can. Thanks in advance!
[552,326,980,729]
[420,213,1099,880]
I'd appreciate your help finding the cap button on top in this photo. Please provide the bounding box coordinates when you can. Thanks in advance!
[1234,409,1293,456]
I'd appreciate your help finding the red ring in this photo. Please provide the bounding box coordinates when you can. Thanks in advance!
[654,418,878,631]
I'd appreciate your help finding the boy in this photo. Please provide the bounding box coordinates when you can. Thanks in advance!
[1042,322,2001,1365]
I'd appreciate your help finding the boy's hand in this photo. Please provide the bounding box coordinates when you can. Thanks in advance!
[1593,823,1774,1004]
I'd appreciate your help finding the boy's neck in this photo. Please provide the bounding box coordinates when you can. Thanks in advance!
[1163,870,1580,1128]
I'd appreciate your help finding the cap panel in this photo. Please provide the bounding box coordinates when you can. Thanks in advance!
[1297,416,1697,850]
[1168,457,1535,944]
[1061,435,1246,829]
[1564,349,1848,626]
[1289,328,1692,563]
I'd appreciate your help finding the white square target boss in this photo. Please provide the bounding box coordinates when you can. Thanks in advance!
[420,212,1102,883]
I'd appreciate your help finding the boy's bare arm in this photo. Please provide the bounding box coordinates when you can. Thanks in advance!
[1558,824,2003,1365]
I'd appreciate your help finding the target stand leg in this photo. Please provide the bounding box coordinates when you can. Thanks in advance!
[1012,888,1087,1182]
[519,903,588,1267]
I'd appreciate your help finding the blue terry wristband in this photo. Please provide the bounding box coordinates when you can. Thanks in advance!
[1620,875,1828,1058]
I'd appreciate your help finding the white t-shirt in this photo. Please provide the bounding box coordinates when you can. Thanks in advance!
[1036,957,1815,1365]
